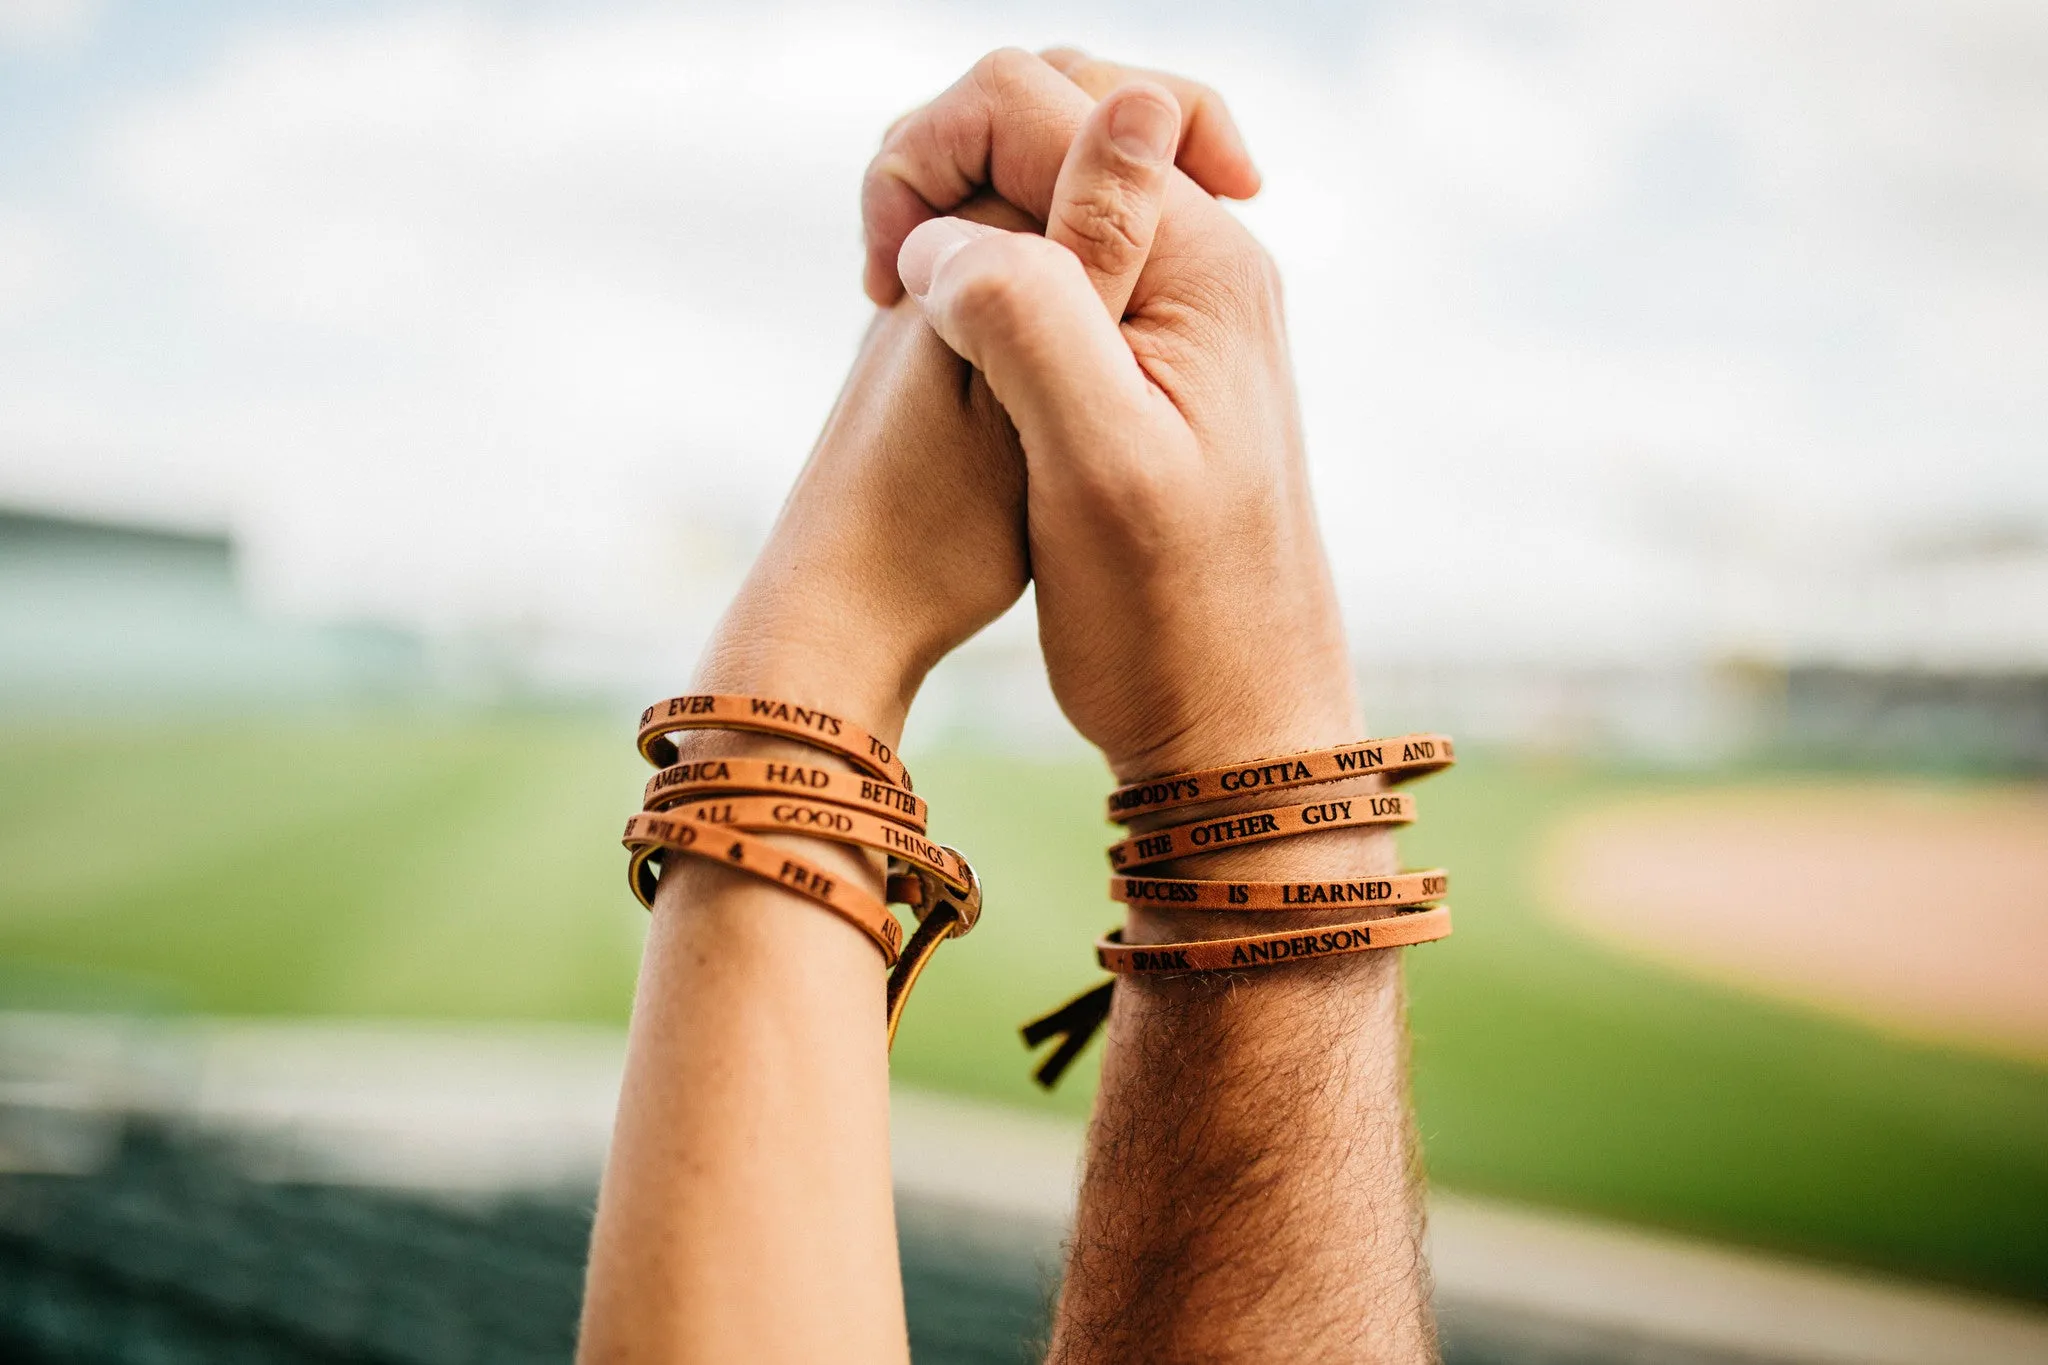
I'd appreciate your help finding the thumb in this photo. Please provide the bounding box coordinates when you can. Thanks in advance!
[897,219,1156,457]
[1045,81,1180,320]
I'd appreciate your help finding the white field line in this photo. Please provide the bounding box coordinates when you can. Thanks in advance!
[4,1014,2046,1365]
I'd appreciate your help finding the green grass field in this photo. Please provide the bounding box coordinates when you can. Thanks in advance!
[3,714,2044,1301]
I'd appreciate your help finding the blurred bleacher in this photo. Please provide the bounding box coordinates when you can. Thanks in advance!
[0,1125,1792,1365]
[0,1126,1059,1365]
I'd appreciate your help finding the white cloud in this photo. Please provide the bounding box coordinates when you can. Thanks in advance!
[0,0,97,53]
[57,6,1003,648]
[0,207,68,317]
[1230,0,2048,660]
[0,0,2042,675]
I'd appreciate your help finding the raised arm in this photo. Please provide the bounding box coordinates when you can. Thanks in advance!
[573,254,1038,1361]
[879,51,1437,1362]
[576,60,1241,1364]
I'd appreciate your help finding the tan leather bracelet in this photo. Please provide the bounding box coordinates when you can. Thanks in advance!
[1110,867,1447,911]
[1106,734,1453,821]
[637,693,912,788]
[1021,906,1451,1087]
[625,694,986,1053]
[622,802,974,929]
[1106,792,1416,870]
[623,807,981,1045]
[1098,905,1452,973]
[643,756,929,830]
[643,794,974,898]
[622,811,907,963]
[1020,730,1459,1088]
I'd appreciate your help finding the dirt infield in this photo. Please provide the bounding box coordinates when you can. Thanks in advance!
[1542,782,2048,1061]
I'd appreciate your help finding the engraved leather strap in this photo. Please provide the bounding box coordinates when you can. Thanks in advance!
[1021,907,1452,1087]
[1106,734,1454,821]
[623,811,906,963]
[644,756,929,830]
[1024,729,1460,1088]
[618,810,978,1047]
[1098,906,1453,973]
[623,690,984,1054]
[641,794,974,899]
[1110,867,1447,911]
[637,692,912,788]
[623,810,979,1048]
[1106,792,1415,870]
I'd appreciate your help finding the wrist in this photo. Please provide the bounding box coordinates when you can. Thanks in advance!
[1073,605,1360,784]
[1102,671,1361,786]
[698,594,922,746]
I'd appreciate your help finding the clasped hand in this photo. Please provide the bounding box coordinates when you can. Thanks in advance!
[584,52,1437,1365]
[701,47,1359,787]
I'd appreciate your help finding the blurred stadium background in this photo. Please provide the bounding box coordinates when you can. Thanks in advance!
[2,0,2045,1361]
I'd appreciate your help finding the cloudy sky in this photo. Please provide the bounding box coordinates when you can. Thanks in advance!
[2,0,2045,683]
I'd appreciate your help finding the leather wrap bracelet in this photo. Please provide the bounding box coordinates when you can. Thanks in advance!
[623,812,909,963]
[644,756,929,830]
[1097,906,1453,974]
[640,794,971,890]
[1106,733,1453,821]
[624,693,977,1047]
[1024,732,1458,1088]
[617,696,1456,1079]
[1106,792,1415,870]
[638,692,910,787]
[1110,868,1447,911]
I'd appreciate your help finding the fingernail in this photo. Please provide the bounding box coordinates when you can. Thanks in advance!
[898,217,994,300]
[1109,94,1178,164]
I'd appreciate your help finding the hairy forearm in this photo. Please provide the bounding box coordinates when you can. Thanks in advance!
[1051,776,1435,1364]
[577,638,914,1365]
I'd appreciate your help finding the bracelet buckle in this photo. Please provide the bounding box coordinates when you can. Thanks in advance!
[893,848,981,937]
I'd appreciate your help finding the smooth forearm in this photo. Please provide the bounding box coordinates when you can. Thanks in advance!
[578,631,916,1365]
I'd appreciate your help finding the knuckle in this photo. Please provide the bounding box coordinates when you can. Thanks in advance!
[879,95,942,166]
[858,154,899,205]
[947,235,1088,338]
[876,116,911,159]
[971,46,1039,101]
[946,246,1035,328]
[1066,61,1115,99]
[950,276,1027,338]
[1052,181,1151,269]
